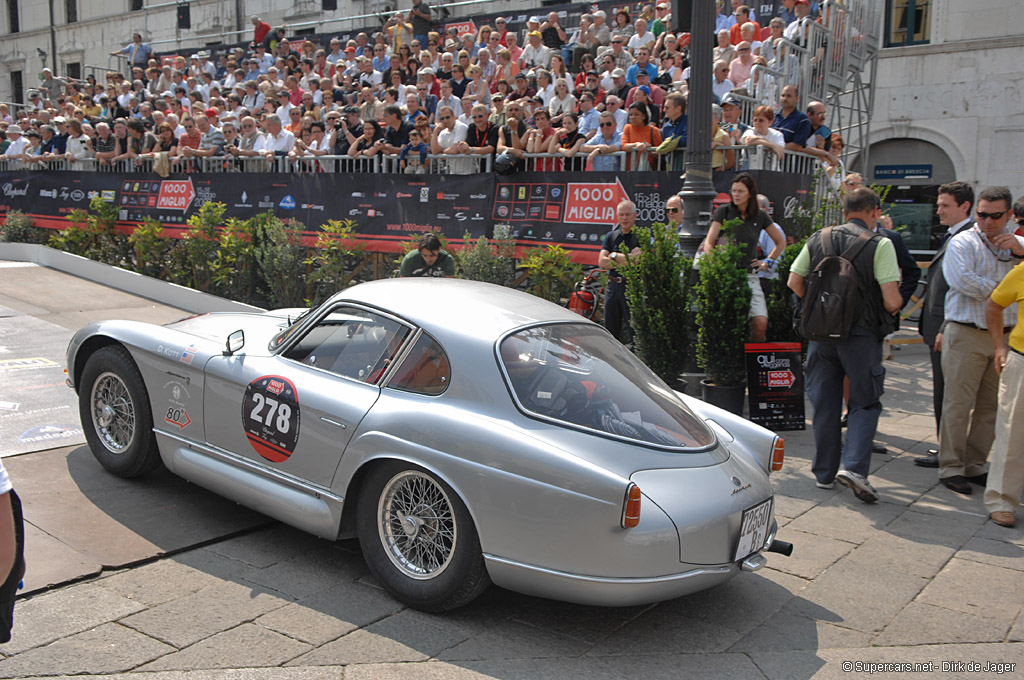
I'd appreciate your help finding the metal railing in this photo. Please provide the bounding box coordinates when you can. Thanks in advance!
[0,147,841,176]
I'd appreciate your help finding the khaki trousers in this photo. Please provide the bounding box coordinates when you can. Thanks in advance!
[984,350,1024,513]
[938,322,997,478]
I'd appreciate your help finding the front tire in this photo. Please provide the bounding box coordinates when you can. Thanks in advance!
[357,461,490,612]
[79,345,161,478]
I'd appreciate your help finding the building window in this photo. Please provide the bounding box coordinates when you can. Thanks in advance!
[886,0,930,47]
[130,0,143,9]
[10,70,23,105]
[65,0,77,23]
[7,0,19,33]
[65,62,81,81]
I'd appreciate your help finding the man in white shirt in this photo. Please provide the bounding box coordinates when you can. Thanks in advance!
[431,105,472,174]
[713,60,734,102]
[256,114,296,159]
[274,91,294,122]
[520,31,552,71]
[938,186,1024,495]
[2,126,27,158]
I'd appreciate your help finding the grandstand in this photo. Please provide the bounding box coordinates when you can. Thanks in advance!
[0,0,883,254]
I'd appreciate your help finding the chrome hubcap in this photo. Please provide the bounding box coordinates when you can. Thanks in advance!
[378,471,457,580]
[90,372,135,454]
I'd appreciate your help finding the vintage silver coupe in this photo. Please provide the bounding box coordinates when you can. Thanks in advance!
[67,278,791,611]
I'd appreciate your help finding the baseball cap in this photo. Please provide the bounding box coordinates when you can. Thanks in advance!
[420,67,435,76]
[278,90,290,97]
[528,30,542,38]
[721,93,741,106]
[345,46,356,53]
[204,108,219,119]
[637,85,651,96]
[611,68,626,78]
[342,105,360,115]
[161,90,174,97]
[657,2,669,8]
[53,116,66,123]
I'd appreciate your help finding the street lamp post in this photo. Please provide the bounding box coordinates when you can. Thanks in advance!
[676,0,717,256]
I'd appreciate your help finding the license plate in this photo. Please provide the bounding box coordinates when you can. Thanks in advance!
[734,498,773,561]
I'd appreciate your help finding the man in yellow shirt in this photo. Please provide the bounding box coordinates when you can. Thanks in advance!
[984,219,1024,528]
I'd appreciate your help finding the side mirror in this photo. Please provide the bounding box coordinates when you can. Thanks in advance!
[224,329,245,356]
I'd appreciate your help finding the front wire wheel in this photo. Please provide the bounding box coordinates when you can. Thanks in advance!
[90,371,136,454]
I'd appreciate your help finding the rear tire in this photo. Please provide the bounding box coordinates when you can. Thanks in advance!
[79,345,161,478]
[357,461,490,612]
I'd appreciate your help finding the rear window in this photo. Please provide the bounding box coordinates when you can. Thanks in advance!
[499,324,715,449]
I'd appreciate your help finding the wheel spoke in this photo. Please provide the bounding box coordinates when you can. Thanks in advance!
[90,372,137,454]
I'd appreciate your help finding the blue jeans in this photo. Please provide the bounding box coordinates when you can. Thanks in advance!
[805,326,885,482]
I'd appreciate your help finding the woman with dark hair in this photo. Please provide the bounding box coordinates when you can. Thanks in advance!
[611,10,634,42]
[701,172,785,341]
[550,112,587,171]
[349,120,384,171]
[574,53,597,93]
[621,101,662,170]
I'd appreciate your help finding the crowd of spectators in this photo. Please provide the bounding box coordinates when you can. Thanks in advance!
[0,0,839,175]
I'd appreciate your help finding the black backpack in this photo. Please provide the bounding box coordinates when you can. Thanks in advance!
[798,226,876,343]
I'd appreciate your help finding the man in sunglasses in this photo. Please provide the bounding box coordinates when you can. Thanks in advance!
[938,186,1024,496]
[665,194,683,230]
[982,196,1024,528]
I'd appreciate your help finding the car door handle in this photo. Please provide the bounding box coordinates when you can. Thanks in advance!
[319,417,347,429]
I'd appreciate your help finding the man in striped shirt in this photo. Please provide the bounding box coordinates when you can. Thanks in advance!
[938,186,1024,495]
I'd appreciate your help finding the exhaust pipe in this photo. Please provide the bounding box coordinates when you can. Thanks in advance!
[767,539,793,556]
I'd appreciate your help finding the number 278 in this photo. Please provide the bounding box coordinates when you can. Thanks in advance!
[249,393,292,433]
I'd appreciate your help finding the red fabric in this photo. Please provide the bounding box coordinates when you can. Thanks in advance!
[254,22,271,45]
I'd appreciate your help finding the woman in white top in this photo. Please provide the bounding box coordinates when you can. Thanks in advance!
[740,104,784,171]
[64,119,95,165]
[548,79,577,126]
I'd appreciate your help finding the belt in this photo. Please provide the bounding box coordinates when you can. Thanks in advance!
[607,275,624,284]
[1012,347,1024,358]
[950,320,1014,334]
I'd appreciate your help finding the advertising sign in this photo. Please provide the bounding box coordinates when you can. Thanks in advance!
[745,342,805,431]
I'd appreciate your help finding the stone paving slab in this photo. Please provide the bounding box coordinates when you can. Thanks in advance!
[0,273,1022,678]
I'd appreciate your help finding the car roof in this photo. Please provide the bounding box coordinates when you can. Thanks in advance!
[334,278,584,342]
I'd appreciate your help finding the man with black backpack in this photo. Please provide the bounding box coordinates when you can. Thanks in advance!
[788,188,904,502]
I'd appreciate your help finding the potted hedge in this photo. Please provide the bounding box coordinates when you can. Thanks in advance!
[695,219,751,414]
[621,221,692,390]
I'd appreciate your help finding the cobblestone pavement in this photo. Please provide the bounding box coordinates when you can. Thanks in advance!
[0,265,1022,679]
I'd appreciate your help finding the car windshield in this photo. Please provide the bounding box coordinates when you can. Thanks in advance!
[269,308,315,350]
[499,324,715,450]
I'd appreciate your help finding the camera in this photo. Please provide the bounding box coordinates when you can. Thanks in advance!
[334,120,344,130]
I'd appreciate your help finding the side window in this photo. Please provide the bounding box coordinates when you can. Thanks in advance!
[389,333,450,396]
[283,306,410,383]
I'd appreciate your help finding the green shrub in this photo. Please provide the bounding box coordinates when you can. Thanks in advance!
[128,217,170,279]
[253,212,308,308]
[0,210,47,244]
[166,202,225,291]
[454,231,517,286]
[306,219,366,305]
[621,222,692,386]
[49,196,128,266]
[213,217,256,302]
[695,219,751,386]
[520,244,582,303]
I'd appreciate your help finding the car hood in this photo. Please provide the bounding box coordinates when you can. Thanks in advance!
[631,444,774,565]
[165,311,296,354]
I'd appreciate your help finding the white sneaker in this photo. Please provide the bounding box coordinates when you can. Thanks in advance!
[836,469,878,503]
[815,480,835,490]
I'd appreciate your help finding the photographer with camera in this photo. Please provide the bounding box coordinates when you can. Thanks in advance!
[327,106,363,156]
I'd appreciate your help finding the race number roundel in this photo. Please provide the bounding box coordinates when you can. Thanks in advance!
[243,375,301,463]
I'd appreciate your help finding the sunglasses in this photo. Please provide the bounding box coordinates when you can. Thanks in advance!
[440,115,453,120]
[666,207,680,213]
[472,114,485,119]
[600,121,615,127]
[977,211,1008,221]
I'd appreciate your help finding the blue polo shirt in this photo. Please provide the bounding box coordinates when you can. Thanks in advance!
[626,62,658,87]
[772,108,811,146]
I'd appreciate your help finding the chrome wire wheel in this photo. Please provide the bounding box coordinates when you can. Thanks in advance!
[378,470,458,580]
[90,371,136,454]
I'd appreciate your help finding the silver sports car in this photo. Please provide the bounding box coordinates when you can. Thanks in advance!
[67,278,791,611]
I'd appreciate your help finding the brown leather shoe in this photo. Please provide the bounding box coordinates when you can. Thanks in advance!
[990,511,1016,528]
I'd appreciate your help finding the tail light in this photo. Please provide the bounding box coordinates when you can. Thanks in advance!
[771,437,785,472]
[622,483,642,528]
